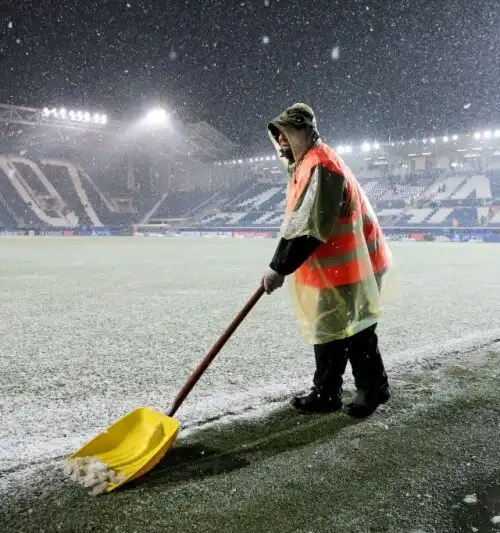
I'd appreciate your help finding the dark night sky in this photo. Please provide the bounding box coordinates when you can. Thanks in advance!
[1,0,500,150]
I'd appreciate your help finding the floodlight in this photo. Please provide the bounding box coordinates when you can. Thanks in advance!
[362,142,371,152]
[145,108,168,124]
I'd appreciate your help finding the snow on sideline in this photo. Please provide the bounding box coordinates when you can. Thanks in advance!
[1,329,500,495]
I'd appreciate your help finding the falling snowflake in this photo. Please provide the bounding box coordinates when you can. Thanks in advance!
[264,0,269,5]
[262,36,269,44]
[331,47,340,60]
[15,38,21,44]
[464,103,471,109]
[168,50,177,61]
[7,21,12,29]
[126,2,131,6]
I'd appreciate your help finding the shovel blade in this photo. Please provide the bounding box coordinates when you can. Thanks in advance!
[69,407,180,492]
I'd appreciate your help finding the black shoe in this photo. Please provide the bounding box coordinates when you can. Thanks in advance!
[291,388,343,414]
[345,386,390,418]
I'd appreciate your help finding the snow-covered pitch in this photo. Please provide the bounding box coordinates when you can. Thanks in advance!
[1,236,500,496]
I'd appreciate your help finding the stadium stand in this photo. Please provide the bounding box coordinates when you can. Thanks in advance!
[488,171,500,204]
[193,171,500,229]
[451,174,492,200]
[2,154,500,230]
[152,189,211,219]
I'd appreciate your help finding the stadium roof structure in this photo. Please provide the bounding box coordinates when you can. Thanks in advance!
[184,121,238,161]
[0,104,238,162]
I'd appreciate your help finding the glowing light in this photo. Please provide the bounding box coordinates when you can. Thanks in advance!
[145,108,168,124]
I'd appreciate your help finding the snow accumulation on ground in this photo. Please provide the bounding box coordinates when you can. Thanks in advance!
[1,238,500,496]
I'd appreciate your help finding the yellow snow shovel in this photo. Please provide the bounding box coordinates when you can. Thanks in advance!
[68,285,265,493]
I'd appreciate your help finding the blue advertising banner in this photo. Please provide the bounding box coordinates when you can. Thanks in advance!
[383,227,500,243]
[1,225,499,241]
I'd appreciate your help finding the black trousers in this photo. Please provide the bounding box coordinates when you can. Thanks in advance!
[313,324,388,399]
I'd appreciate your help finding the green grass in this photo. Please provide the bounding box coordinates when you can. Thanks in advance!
[3,346,500,533]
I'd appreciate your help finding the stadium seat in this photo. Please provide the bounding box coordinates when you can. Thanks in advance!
[425,176,466,201]
[451,175,492,200]
[426,208,453,224]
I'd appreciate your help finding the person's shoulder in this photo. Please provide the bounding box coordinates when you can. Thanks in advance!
[307,143,343,177]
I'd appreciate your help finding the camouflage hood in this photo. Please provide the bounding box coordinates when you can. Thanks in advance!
[268,103,320,166]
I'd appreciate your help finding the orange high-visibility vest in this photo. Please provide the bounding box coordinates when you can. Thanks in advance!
[287,142,389,289]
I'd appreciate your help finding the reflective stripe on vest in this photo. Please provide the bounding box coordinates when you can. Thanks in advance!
[296,238,388,288]
[286,142,389,288]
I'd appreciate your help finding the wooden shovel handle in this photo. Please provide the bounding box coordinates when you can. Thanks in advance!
[167,284,266,417]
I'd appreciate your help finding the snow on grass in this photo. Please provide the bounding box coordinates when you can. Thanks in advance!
[3,334,500,531]
[1,238,500,495]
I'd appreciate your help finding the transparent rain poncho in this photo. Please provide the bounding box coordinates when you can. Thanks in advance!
[268,117,399,345]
